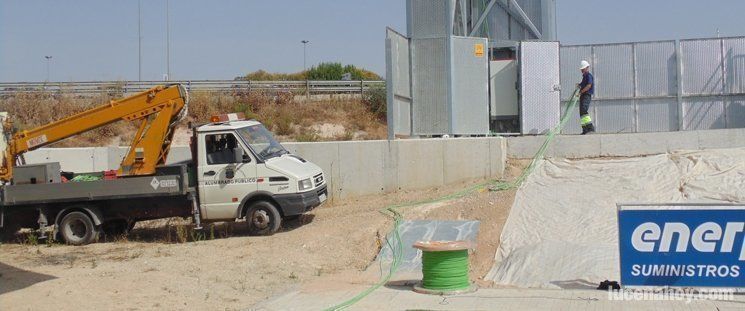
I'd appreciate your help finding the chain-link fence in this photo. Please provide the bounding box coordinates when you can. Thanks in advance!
[560,36,745,134]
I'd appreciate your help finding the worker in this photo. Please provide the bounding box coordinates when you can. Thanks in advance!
[577,60,595,135]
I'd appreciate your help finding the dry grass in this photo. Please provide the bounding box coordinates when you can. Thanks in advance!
[0,92,138,147]
[0,90,387,146]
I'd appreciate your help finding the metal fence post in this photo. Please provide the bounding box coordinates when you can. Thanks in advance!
[719,38,728,128]
[675,40,684,131]
[632,43,639,133]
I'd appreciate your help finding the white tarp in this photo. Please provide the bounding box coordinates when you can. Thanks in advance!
[486,148,745,288]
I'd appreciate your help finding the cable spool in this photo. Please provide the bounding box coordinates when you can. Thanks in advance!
[413,240,477,295]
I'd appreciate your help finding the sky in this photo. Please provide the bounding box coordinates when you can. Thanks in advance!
[0,0,743,82]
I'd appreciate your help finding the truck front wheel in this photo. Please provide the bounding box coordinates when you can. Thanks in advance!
[246,201,281,236]
[59,211,100,245]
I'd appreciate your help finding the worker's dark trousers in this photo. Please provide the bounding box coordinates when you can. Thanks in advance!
[579,94,595,134]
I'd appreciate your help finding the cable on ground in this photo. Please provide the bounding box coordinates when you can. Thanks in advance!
[324,88,582,310]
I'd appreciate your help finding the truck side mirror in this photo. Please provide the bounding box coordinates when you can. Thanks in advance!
[234,147,245,163]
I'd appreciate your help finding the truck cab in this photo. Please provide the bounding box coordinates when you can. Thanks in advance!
[194,115,327,234]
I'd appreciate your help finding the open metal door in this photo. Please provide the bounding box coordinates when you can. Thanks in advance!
[519,41,561,135]
[386,28,412,139]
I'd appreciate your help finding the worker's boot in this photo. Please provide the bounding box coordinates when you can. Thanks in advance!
[581,124,595,135]
[581,124,596,135]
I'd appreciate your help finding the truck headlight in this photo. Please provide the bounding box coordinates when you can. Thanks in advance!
[298,178,312,191]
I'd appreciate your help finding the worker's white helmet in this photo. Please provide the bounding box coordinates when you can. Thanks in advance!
[580,60,590,70]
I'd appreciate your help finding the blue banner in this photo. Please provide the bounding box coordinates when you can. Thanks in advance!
[618,205,745,288]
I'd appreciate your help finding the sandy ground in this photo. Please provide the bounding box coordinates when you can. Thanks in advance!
[0,161,524,310]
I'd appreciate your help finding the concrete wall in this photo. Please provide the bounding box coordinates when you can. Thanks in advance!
[24,137,507,201]
[507,128,745,159]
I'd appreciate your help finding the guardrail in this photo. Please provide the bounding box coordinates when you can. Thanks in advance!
[0,80,386,95]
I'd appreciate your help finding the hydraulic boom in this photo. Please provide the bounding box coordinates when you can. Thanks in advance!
[0,84,189,182]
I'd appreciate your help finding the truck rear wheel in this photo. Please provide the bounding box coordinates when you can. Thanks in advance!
[59,211,100,245]
[246,201,281,236]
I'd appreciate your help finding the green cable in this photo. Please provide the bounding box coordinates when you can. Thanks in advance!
[421,250,470,290]
[324,89,582,311]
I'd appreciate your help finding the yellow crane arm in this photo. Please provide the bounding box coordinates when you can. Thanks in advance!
[0,84,189,182]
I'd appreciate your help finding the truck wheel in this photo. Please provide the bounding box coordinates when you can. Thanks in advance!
[246,201,281,236]
[59,212,100,245]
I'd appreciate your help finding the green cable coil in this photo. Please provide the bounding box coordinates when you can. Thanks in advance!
[421,250,470,290]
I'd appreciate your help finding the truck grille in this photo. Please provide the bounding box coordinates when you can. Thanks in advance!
[313,173,324,187]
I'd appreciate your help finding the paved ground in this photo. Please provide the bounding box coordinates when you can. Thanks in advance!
[254,285,745,310]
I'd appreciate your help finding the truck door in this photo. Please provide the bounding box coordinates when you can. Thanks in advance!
[197,132,258,220]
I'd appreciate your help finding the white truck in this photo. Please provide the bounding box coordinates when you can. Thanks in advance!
[0,86,327,244]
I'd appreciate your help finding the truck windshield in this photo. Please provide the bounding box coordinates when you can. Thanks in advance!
[236,124,288,161]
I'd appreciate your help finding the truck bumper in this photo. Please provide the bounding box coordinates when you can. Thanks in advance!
[273,185,327,217]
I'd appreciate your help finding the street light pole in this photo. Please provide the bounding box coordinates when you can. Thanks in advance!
[166,0,170,81]
[301,40,310,101]
[301,40,309,72]
[138,0,142,81]
[44,56,53,82]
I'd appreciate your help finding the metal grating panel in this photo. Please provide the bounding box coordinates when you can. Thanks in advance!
[726,96,745,128]
[593,44,634,99]
[723,37,745,94]
[392,36,411,97]
[516,0,542,35]
[408,0,448,39]
[559,45,592,101]
[594,100,635,133]
[520,41,560,134]
[560,100,582,135]
[681,39,724,95]
[682,97,726,130]
[486,5,510,40]
[451,37,489,134]
[411,38,449,134]
[395,98,412,134]
[509,17,526,41]
[635,41,677,97]
[386,29,412,137]
[637,98,679,132]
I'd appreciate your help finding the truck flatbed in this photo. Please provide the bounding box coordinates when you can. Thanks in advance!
[2,165,191,207]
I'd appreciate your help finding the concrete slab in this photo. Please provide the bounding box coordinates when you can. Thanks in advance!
[26,148,96,172]
[599,131,700,157]
[285,142,341,200]
[443,138,490,184]
[24,137,508,203]
[552,134,601,158]
[508,129,745,160]
[506,135,550,159]
[488,137,507,179]
[165,146,192,164]
[396,139,444,190]
[697,128,745,150]
[381,140,399,194]
[255,286,745,311]
[337,141,386,199]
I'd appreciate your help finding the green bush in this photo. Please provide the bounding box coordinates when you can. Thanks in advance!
[362,85,387,120]
[236,64,382,81]
[308,63,380,80]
